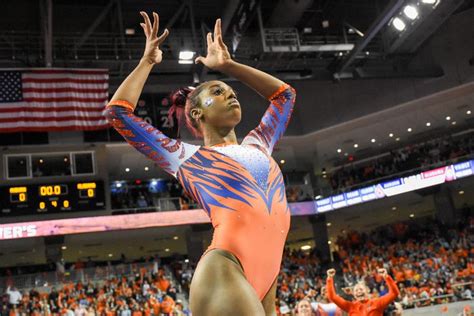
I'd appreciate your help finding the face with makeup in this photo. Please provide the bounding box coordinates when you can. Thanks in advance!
[190,80,241,131]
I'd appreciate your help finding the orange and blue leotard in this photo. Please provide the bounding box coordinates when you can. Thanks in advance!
[105,84,296,299]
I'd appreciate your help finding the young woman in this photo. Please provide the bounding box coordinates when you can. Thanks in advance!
[105,11,296,315]
[325,268,400,315]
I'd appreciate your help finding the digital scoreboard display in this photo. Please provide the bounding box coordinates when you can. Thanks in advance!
[0,181,105,217]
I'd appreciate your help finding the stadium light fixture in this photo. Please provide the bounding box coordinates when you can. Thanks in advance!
[403,5,419,20]
[179,51,195,64]
[392,17,406,31]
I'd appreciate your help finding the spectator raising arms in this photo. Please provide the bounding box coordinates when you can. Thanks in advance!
[326,268,400,316]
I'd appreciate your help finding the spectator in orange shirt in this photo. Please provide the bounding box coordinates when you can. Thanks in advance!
[326,268,400,316]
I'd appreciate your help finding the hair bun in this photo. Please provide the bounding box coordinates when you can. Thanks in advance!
[170,87,193,108]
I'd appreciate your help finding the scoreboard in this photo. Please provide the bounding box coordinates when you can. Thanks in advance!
[0,181,105,217]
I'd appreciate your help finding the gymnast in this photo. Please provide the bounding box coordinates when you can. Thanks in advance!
[105,11,296,315]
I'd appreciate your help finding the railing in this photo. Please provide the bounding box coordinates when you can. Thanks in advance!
[111,197,200,214]
[0,261,168,293]
[318,153,474,197]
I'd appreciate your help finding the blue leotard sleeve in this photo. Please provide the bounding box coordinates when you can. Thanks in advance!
[242,84,296,155]
[105,102,200,178]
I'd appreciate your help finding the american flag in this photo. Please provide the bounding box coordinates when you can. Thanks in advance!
[0,68,109,132]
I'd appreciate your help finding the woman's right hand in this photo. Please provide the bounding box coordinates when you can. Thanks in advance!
[140,11,169,65]
[327,269,336,279]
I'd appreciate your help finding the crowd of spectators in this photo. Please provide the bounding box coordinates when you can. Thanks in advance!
[1,257,190,316]
[110,179,195,213]
[3,216,472,315]
[274,217,473,315]
[328,131,474,192]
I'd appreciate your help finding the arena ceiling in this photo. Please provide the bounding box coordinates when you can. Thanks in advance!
[1,0,472,82]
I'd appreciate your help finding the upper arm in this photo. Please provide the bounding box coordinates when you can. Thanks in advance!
[376,276,400,308]
[326,278,352,312]
[242,84,296,155]
[105,104,200,177]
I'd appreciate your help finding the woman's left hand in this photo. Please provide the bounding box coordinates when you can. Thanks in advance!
[195,18,232,71]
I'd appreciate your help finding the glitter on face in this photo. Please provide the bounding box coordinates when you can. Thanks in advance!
[203,97,213,107]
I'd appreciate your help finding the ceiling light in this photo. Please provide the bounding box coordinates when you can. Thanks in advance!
[108,253,113,257]
[371,139,376,143]
[315,195,322,200]
[426,122,431,127]
[337,148,342,153]
[327,241,332,245]
[403,5,419,20]
[165,248,170,252]
[301,245,312,251]
[421,0,436,4]
[173,236,179,240]
[467,110,471,115]
[144,166,149,171]
[389,133,394,137]
[125,168,130,172]
[61,246,67,250]
[125,28,135,35]
[409,214,414,218]
[396,137,400,141]
[392,17,406,31]
[354,144,358,148]
[446,116,451,121]
[344,153,348,157]
[407,128,412,132]
[179,51,195,60]
[116,182,122,188]
[459,190,464,195]
[392,206,397,211]
[452,121,456,125]
[327,222,332,227]
[280,159,285,164]
[184,259,189,263]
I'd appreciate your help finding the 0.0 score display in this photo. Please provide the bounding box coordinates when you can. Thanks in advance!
[2,181,105,216]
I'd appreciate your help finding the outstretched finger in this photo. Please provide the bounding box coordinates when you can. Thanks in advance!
[206,32,213,48]
[152,12,159,37]
[157,29,169,44]
[140,23,149,37]
[140,12,152,36]
[214,18,222,39]
[195,56,205,64]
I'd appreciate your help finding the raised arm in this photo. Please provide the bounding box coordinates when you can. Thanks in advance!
[375,269,400,308]
[196,19,296,154]
[105,12,199,177]
[326,269,353,312]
